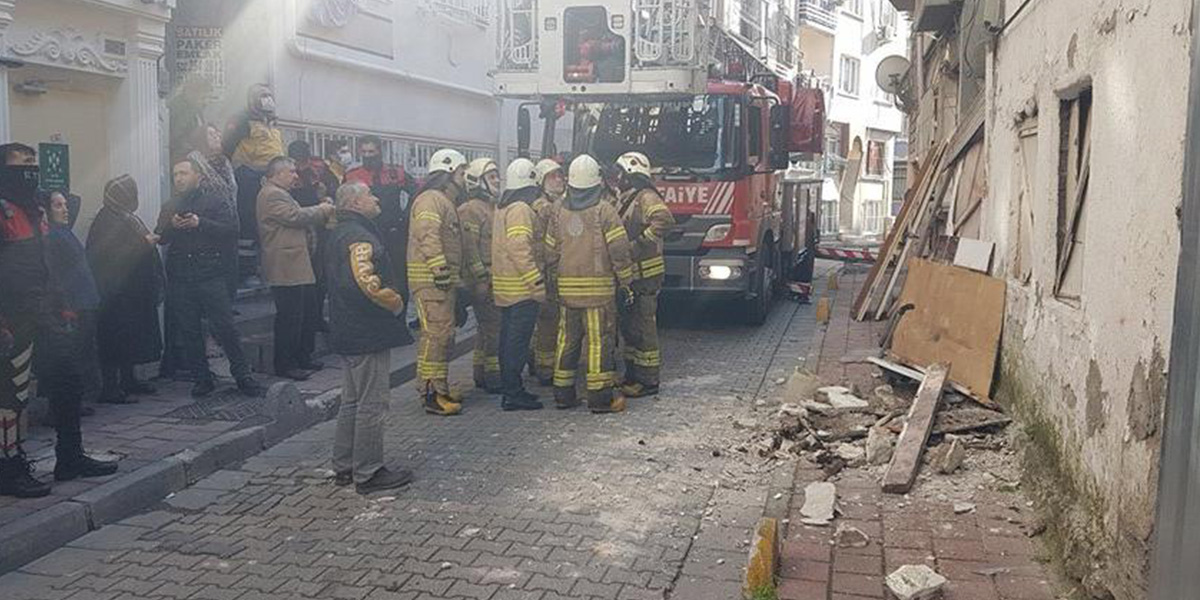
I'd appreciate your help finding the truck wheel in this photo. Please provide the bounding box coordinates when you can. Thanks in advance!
[744,243,775,325]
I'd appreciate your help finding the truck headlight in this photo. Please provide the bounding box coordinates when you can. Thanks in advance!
[699,262,744,280]
[703,224,731,243]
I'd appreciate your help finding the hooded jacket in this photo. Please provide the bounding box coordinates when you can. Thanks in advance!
[229,84,284,170]
[492,187,545,307]
[544,186,634,308]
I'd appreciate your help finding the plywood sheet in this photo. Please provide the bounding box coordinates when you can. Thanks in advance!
[891,259,1006,399]
[953,239,994,273]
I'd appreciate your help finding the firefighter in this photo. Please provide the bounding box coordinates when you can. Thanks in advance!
[491,158,546,411]
[529,158,565,385]
[458,158,502,393]
[408,149,468,416]
[615,152,675,398]
[544,155,634,413]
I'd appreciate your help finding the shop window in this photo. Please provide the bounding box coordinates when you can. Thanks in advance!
[563,6,626,84]
[1055,87,1092,301]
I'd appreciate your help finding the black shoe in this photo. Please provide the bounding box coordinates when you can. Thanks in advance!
[299,360,325,371]
[333,471,352,486]
[279,369,312,381]
[122,381,157,396]
[98,390,138,405]
[236,377,265,397]
[191,379,216,398]
[55,454,119,481]
[0,455,51,498]
[356,467,413,495]
[501,394,544,411]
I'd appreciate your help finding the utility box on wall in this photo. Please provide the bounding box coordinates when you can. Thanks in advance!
[913,0,960,32]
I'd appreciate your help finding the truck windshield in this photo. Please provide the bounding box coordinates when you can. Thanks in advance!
[588,96,730,173]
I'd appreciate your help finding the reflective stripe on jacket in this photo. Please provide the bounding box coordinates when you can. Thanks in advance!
[544,199,634,308]
[406,188,462,297]
[492,201,545,307]
[618,187,675,291]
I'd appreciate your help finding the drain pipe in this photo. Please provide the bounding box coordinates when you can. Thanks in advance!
[1150,1,1200,597]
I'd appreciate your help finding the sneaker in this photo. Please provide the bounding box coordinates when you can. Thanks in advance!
[0,455,51,498]
[424,391,462,416]
[191,379,216,398]
[55,454,119,481]
[502,394,544,411]
[619,382,659,398]
[333,471,352,486]
[356,467,414,495]
[236,377,266,397]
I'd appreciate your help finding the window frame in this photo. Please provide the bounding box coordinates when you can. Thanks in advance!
[839,55,861,97]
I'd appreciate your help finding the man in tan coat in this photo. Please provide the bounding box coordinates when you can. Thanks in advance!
[408,149,467,416]
[458,158,502,392]
[529,158,565,385]
[615,152,675,397]
[256,156,335,380]
[492,158,546,411]
[544,155,634,413]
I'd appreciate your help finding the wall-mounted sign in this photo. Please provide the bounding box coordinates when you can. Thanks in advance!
[175,26,225,99]
[38,142,69,192]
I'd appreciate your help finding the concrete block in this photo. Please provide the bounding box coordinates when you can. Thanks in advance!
[264,382,320,443]
[742,517,779,599]
[174,426,266,484]
[0,501,90,574]
[73,459,188,527]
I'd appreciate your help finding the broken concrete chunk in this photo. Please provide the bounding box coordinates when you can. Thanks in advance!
[866,426,896,465]
[835,523,870,548]
[782,368,820,402]
[776,403,809,432]
[953,502,976,515]
[835,443,866,466]
[885,564,948,600]
[936,437,966,474]
[799,482,837,526]
[802,400,836,416]
[817,386,872,412]
[733,417,758,430]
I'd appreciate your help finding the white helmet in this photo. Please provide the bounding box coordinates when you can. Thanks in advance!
[616,152,652,178]
[428,148,467,175]
[465,158,498,193]
[568,154,603,190]
[505,158,539,191]
[534,158,563,186]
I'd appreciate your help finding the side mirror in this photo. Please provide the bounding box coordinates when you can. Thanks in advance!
[769,104,791,171]
[517,107,532,158]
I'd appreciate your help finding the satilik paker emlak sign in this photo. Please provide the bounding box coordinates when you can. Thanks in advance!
[38,142,69,193]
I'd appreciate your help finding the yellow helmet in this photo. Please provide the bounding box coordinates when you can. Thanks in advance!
[534,158,563,186]
[505,158,539,191]
[616,151,652,178]
[428,148,467,175]
[464,158,499,193]
[568,154,603,189]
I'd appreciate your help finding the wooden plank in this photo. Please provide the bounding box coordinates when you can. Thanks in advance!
[852,143,944,319]
[867,356,998,409]
[1054,130,1092,295]
[883,363,949,494]
[891,259,1007,399]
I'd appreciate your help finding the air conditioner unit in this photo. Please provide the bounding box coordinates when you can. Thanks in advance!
[914,0,959,33]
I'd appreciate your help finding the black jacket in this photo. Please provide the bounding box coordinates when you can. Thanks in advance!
[324,210,412,355]
[160,187,239,282]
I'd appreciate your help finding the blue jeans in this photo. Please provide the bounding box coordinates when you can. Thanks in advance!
[499,300,539,398]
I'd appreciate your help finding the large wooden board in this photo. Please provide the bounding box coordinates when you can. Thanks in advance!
[882,363,949,494]
[891,259,1006,399]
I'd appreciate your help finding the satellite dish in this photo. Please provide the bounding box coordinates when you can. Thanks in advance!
[875,55,911,95]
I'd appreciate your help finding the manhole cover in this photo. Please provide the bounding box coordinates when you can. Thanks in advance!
[165,389,270,422]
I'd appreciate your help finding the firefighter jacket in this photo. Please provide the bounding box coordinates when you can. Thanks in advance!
[457,197,494,287]
[407,187,462,298]
[545,189,634,309]
[492,198,545,307]
[530,194,556,270]
[324,210,410,355]
[618,187,675,292]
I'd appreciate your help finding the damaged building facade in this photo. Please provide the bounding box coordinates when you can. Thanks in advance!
[893,0,1189,597]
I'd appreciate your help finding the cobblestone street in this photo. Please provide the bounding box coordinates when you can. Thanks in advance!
[0,292,822,600]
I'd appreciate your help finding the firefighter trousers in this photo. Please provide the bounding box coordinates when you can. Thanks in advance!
[415,289,456,397]
[468,284,501,389]
[619,290,661,388]
[553,304,619,409]
[0,313,35,458]
[531,300,559,382]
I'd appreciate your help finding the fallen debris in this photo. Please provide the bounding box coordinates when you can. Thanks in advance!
[935,437,966,475]
[953,502,976,515]
[886,564,948,600]
[933,406,1011,435]
[883,363,949,494]
[816,386,872,412]
[799,482,837,526]
[835,523,870,548]
[865,426,895,465]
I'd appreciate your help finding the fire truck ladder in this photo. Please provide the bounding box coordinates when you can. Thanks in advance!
[633,0,696,66]
[500,0,537,69]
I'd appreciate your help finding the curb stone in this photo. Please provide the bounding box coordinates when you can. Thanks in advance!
[0,331,477,576]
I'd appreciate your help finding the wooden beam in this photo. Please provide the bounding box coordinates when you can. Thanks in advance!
[1055,131,1092,295]
[883,363,950,494]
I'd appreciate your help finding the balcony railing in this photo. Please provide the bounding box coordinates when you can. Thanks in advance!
[797,0,838,33]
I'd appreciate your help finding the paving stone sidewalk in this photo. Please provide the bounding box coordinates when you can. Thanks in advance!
[0,293,825,600]
[775,267,1064,600]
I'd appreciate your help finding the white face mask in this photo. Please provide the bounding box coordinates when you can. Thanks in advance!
[337,151,353,165]
[258,95,276,113]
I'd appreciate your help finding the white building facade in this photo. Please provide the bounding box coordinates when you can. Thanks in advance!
[798,0,908,239]
[0,0,172,232]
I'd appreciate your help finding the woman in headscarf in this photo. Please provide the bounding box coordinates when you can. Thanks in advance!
[86,175,163,404]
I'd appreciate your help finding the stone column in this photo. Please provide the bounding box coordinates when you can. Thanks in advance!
[110,18,167,225]
[0,0,17,144]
